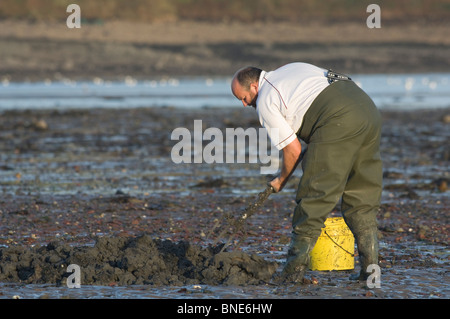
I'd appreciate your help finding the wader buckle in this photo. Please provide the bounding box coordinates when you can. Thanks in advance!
[327,69,352,84]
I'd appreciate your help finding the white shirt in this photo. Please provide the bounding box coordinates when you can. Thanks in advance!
[256,63,329,150]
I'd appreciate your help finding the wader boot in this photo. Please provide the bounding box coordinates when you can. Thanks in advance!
[280,235,317,284]
[350,227,379,281]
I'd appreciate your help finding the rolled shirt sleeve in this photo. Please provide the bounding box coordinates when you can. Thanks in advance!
[257,96,297,150]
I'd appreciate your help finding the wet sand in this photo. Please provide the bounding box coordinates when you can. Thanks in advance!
[0,106,448,298]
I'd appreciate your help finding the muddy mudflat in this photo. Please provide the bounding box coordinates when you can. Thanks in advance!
[0,106,448,298]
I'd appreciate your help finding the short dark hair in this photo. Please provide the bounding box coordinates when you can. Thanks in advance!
[236,66,262,90]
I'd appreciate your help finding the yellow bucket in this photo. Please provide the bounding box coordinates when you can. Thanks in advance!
[309,217,355,271]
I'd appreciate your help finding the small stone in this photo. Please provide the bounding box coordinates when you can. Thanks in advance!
[33,119,48,131]
[441,114,450,123]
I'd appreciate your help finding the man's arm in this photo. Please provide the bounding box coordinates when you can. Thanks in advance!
[269,137,303,192]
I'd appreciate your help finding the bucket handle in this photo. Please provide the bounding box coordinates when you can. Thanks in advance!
[324,230,355,257]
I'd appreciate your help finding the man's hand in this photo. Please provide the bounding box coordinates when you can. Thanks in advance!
[269,138,303,193]
[269,176,283,193]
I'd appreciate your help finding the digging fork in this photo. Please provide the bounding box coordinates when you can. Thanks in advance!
[208,185,275,253]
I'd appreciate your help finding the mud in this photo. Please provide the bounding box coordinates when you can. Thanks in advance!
[0,235,277,286]
[0,106,448,298]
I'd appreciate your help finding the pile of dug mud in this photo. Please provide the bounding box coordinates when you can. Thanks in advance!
[0,235,278,286]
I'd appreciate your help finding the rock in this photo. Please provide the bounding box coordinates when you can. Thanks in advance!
[32,119,48,131]
[441,114,450,123]
[434,178,448,192]
[191,178,228,188]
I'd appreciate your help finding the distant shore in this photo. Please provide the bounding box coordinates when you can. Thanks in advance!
[1,20,450,81]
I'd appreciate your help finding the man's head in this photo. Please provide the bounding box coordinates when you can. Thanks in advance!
[231,66,262,108]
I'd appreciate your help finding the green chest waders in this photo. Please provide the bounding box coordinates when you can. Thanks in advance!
[282,79,382,283]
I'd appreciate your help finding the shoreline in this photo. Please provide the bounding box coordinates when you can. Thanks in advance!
[1,20,450,81]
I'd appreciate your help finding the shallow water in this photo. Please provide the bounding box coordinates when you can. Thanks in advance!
[1,73,449,111]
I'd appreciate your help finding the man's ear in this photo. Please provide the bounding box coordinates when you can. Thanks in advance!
[250,81,259,93]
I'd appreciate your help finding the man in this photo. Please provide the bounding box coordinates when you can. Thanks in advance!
[231,62,382,283]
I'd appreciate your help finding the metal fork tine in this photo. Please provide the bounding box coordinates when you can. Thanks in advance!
[205,218,221,240]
